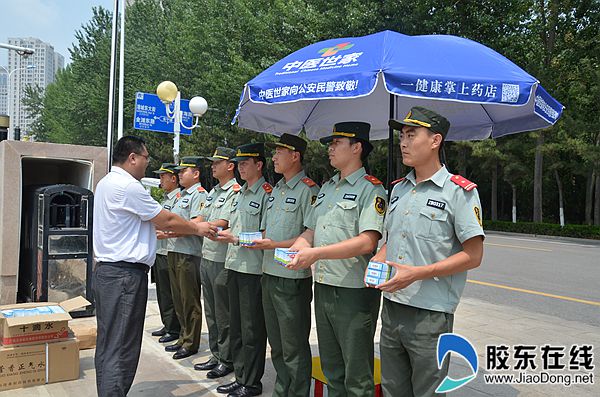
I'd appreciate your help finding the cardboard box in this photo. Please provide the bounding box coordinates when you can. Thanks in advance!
[69,317,97,350]
[0,296,90,346]
[0,339,79,392]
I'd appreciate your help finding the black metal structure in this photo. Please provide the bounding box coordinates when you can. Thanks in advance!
[18,184,94,317]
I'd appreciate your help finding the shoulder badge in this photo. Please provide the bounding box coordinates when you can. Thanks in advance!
[374,196,386,216]
[197,186,207,193]
[262,182,273,194]
[450,175,477,191]
[232,183,242,193]
[364,175,383,185]
[301,177,317,187]
[391,177,406,185]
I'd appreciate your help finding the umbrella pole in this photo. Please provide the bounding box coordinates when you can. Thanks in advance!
[387,93,395,195]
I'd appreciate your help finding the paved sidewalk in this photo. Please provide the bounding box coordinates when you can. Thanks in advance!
[3,289,599,396]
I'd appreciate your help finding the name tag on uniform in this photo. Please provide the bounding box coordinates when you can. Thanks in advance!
[206,196,214,201]
[317,193,325,199]
[426,199,446,210]
[390,196,399,205]
[343,193,357,201]
[218,197,226,203]
[268,196,275,202]
[163,204,172,210]
[249,201,260,208]
[285,197,296,204]
[181,198,190,207]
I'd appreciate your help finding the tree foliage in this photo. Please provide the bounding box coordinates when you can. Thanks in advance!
[24,0,600,225]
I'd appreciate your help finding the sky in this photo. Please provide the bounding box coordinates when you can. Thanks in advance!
[1,0,115,66]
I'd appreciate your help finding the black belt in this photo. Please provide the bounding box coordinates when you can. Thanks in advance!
[98,261,150,274]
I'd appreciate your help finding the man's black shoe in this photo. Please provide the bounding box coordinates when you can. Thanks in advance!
[158,333,179,343]
[151,327,166,337]
[194,357,219,371]
[206,363,233,378]
[228,385,262,397]
[172,347,197,360]
[164,343,182,352]
[216,380,241,394]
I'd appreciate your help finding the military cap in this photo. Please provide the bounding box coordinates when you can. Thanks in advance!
[205,146,236,161]
[320,121,373,152]
[175,156,204,169]
[153,162,178,174]
[389,106,450,137]
[231,143,266,162]
[265,133,308,155]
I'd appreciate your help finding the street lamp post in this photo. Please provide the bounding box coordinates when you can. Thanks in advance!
[156,81,208,163]
[0,64,35,140]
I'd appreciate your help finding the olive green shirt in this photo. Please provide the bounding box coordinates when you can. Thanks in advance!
[261,170,320,279]
[224,177,271,275]
[384,166,485,313]
[200,178,239,262]
[169,182,207,256]
[305,167,387,288]
[157,187,180,256]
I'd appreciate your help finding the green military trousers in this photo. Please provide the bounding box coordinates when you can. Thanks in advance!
[380,298,454,397]
[153,254,181,335]
[200,258,232,366]
[167,252,202,351]
[314,283,381,397]
[227,270,267,389]
[262,274,313,397]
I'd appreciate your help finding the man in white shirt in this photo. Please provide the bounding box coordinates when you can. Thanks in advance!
[93,136,216,397]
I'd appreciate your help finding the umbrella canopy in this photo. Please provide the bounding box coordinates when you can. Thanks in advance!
[233,30,563,141]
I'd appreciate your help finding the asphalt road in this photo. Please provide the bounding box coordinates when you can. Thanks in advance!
[465,232,600,327]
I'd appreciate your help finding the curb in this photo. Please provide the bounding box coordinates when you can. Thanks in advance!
[485,230,600,246]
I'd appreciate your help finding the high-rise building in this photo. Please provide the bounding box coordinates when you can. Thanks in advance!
[0,72,7,115]
[7,37,64,138]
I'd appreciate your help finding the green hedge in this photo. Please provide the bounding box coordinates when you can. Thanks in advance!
[483,220,600,240]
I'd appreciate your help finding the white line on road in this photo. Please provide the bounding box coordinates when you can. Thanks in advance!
[484,242,552,252]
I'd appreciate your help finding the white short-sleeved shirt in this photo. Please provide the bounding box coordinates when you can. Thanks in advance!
[93,166,163,266]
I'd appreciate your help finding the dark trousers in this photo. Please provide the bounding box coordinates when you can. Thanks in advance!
[168,252,203,351]
[93,262,149,397]
[262,274,313,397]
[214,268,233,368]
[153,254,180,335]
[380,299,454,397]
[315,283,381,397]
[227,270,267,389]
[200,258,232,366]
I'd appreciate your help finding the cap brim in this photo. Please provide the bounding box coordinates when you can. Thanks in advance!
[388,119,422,130]
[265,142,304,153]
[319,135,334,145]
[153,169,170,174]
[205,156,229,162]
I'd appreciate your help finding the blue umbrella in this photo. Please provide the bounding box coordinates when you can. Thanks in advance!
[232,30,564,183]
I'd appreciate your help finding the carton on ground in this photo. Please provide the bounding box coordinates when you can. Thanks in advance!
[0,339,79,392]
[0,296,91,346]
